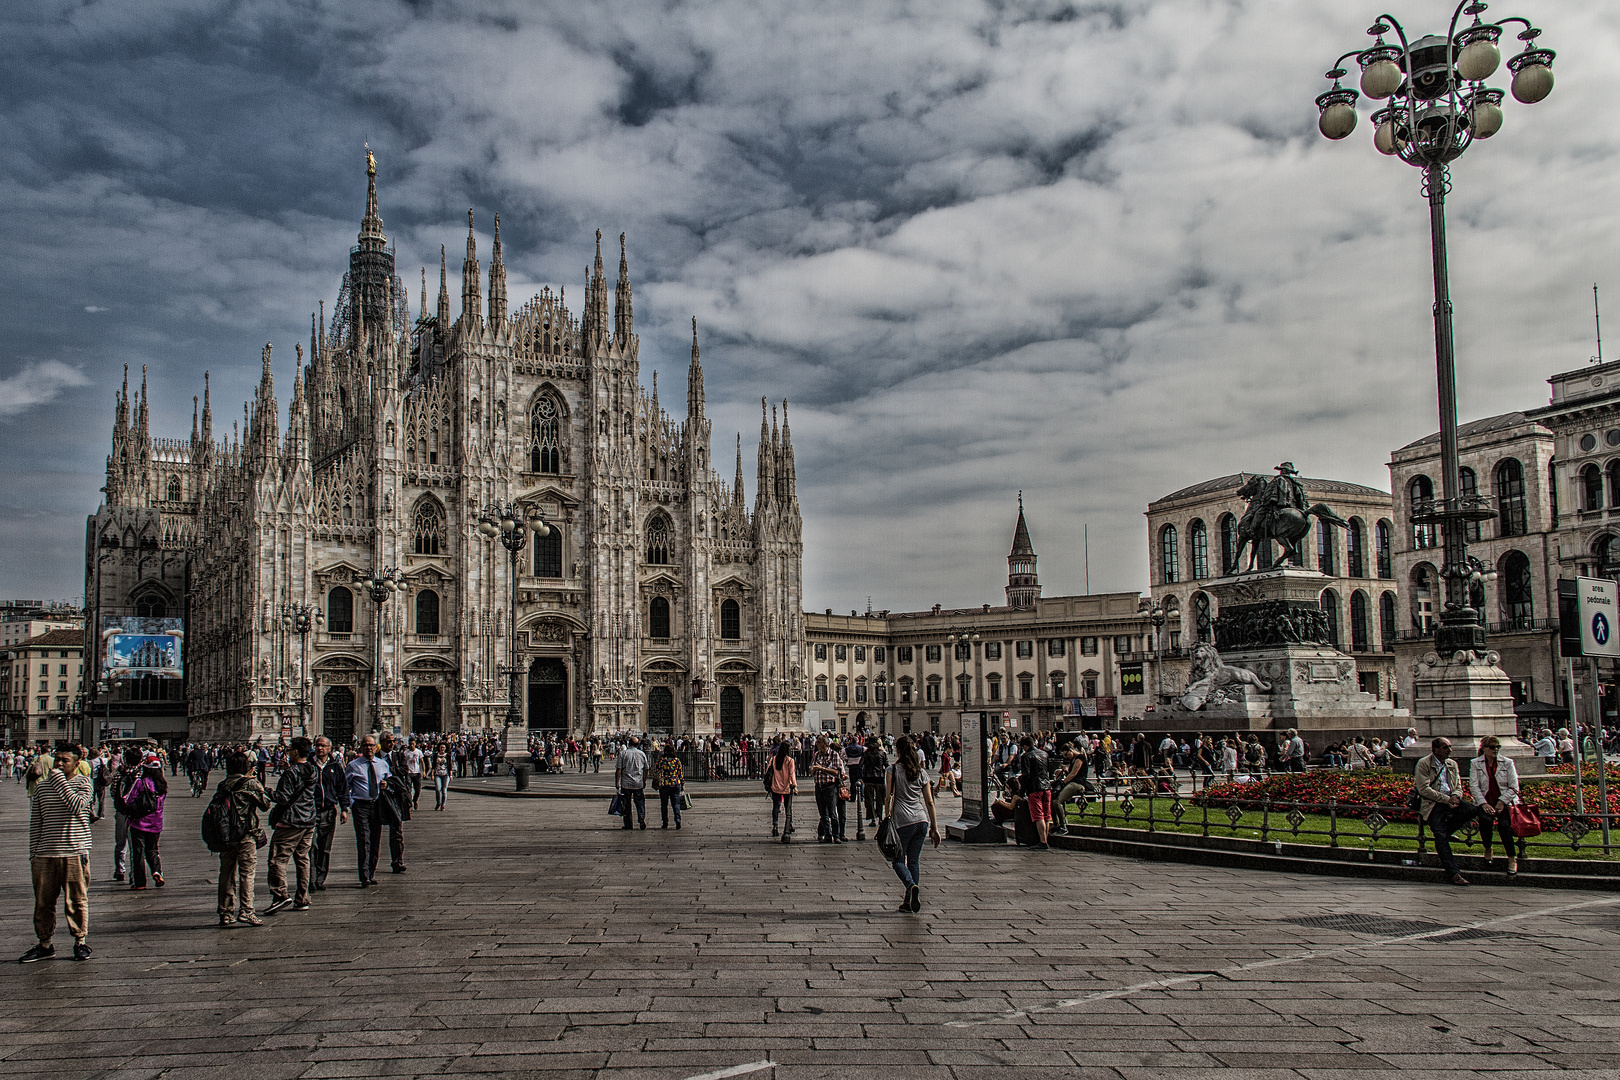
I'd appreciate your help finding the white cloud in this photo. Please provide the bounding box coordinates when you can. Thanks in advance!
[0,361,90,418]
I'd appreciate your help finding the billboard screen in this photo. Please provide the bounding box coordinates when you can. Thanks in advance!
[101,617,184,681]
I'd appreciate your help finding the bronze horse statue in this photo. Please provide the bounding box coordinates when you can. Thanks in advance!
[1231,473,1349,572]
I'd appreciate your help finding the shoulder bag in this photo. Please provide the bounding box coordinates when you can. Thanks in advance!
[876,815,900,862]
[1508,801,1544,838]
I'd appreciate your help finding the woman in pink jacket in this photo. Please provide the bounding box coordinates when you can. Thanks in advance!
[767,742,797,843]
[118,753,168,890]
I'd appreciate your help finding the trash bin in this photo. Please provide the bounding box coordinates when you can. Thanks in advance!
[514,764,532,791]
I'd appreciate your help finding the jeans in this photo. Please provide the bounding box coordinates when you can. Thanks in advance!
[313,806,337,886]
[409,774,422,808]
[267,825,314,904]
[863,779,882,824]
[113,810,130,878]
[128,828,161,887]
[815,784,839,839]
[772,792,793,832]
[1427,801,1483,875]
[619,787,646,827]
[1054,782,1089,829]
[659,786,683,826]
[890,821,928,889]
[434,774,448,808]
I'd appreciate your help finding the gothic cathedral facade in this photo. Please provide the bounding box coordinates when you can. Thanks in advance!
[87,158,807,744]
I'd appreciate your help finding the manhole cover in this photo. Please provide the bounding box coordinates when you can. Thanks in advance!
[1279,914,1447,936]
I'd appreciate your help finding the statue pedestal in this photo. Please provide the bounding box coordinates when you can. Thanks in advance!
[1400,649,1546,776]
[501,723,531,763]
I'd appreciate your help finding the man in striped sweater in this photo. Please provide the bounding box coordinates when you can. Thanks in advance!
[21,745,94,963]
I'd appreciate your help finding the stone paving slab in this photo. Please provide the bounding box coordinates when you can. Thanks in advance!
[0,779,1616,1077]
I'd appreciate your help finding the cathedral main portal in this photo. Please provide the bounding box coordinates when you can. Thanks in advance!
[527,658,568,731]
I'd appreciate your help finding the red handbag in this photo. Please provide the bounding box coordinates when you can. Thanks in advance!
[1508,802,1543,839]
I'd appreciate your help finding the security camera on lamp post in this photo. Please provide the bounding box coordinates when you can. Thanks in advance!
[1316,0,1554,656]
[473,501,551,755]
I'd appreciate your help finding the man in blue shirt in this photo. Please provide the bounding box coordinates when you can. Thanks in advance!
[344,736,390,887]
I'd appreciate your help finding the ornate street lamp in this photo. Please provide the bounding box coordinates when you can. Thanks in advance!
[1317,1,1554,655]
[472,502,551,740]
[1138,600,1167,706]
[353,566,405,733]
[280,602,323,737]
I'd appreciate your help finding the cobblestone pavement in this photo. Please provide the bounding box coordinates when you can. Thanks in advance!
[3,777,1618,1080]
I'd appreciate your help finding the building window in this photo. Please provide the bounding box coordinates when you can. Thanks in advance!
[925,681,940,703]
[1115,635,1133,654]
[1316,517,1337,576]
[987,676,1001,701]
[855,680,867,703]
[532,525,562,578]
[983,641,1001,660]
[835,644,847,662]
[855,645,866,661]
[1459,467,1482,542]
[1608,462,1620,512]
[1015,640,1033,659]
[956,675,971,702]
[1582,463,1603,512]
[1346,518,1365,577]
[815,643,826,661]
[836,681,848,703]
[134,594,167,618]
[1019,678,1032,700]
[327,586,353,634]
[815,680,828,701]
[1410,475,1437,548]
[649,596,670,639]
[1047,638,1065,658]
[530,396,561,473]
[1081,637,1098,655]
[1189,519,1209,579]
[1350,590,1370,651]
[415,590,439,635]
[954,642,970,662]
[899,679,912,703]
[413,499,445,555]
[1160,524,1180,584]
[874,646,886,663]
[1320,589,1340,646]
[1051,675,1064,698]
[1502,550,1533,627]
[925,645,941,663]
[645,516,670,564]
[875,683,887,703]
[896,646,912,664]
[1496,459,1527,537]
[720,599,741,640]
[1379,590,1397,650]
[1192,592,1212,643]
[1376,519,1393,578]
[166,476,180,501]
[1220,513,1238,574]
[1411,564,1437,632]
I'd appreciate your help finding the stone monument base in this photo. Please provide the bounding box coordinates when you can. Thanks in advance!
[1398,648,1546,777]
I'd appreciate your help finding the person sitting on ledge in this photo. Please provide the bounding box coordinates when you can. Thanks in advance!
[1413,737,1482,887]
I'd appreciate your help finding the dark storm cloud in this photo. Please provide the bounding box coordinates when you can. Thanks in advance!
[1,0,1616,610]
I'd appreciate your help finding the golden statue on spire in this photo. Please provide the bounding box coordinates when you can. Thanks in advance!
[365,142,376,177]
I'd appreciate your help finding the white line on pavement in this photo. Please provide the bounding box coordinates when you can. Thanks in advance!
[682,1060,774,1080]
[947,894,1620,1027]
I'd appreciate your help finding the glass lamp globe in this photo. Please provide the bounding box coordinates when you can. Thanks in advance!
[1457,39,1501,82]
[1469,98,1503,138]
[1511,61,1553,103]
[1319,102,1357,140]
[1359,59,1402,99]
[1374,120,1402,155]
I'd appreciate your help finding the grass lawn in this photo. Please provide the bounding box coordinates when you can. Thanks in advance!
[1062,800,1620,862]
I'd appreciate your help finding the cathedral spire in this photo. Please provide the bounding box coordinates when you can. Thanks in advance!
[651,369,658,413]
[191,396,199,444]
[756,397,773,512]
[1006,493,1041,608]
[358,144,386,252]
[733,434,745,513]
[461,209,482,328]
[115,364,129,437]
[780,399,796,502]
[135,365,149,444]
[488,213,508,326]
[585,229,609,342]
[420,267,427,323]
[437,246,450,328]
[285,349,308,466]
[687,317,705,419]
[201,371,212,446]
[614,232,633,342]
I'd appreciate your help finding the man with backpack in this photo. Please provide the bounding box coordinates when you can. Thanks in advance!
[264,738,319,914]
[207,751,271,926]
[860,734,888,829]
[1017,735,1052,850]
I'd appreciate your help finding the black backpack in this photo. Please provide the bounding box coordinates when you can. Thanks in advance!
[201,785,249,853]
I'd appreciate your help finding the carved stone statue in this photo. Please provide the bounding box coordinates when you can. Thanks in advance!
[1232,462,1349,571]
[1179,642,1273,710]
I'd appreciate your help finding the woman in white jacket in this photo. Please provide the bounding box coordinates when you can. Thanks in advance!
[1471,735,1523,875]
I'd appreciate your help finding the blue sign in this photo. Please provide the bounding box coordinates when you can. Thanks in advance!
[1594,613,1611,647]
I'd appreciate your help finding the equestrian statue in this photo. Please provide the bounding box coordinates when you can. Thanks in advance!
[1231,462,1349,572]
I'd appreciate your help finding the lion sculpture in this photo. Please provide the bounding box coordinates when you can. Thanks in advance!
[1178,642,1273,711]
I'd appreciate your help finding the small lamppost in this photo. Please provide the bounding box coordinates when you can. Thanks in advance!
[281,602,323,737]
[473,502,551,743]
[354,567,405,733]
[1316,1,1554,655]
[1139,599,1167,707]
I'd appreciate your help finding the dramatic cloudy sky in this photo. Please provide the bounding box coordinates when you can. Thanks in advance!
[3,0,1617,612]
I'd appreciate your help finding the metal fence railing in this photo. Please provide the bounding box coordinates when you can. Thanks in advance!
[1066,784,1619,860]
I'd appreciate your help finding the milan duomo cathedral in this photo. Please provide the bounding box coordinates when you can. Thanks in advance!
[87,155,807,744]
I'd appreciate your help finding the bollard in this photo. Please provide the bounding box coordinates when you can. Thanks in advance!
[514,764,531,791]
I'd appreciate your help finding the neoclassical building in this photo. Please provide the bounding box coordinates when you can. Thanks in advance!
[86,156,806,744]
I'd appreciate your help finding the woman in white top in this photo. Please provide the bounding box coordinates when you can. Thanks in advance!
[1470,735,1523,875]
[883,735,941,913]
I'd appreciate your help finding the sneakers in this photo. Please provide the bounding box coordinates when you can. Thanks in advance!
[908,885,921,913]
[771,826,779,837]
[130,884,147,891]
[237,913,264,927]
[19,943,54,963]
[675,821,681,830]
[265,897,294,915]
[112,873,125,883]
[72,943,92,962]
[152,874,165,888]
[218,914,234,927]
[291,901,311,912]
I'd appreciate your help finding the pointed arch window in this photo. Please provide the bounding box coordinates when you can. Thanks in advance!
[649,595,670,639]
[166,476,180,501]
[1189,519,1209,579]
[415,589,440,636]
[646,516,670,564]
[720,598,740,640]
[530,396,561,474]
[533,524,562,578]
[413,499,445,555]
[327,587,353,635]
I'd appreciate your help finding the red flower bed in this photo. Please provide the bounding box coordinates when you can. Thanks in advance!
[1198,770,1437,821]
